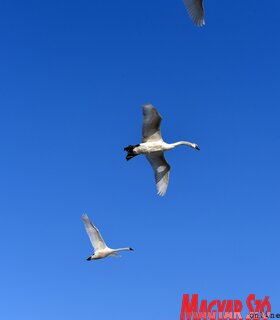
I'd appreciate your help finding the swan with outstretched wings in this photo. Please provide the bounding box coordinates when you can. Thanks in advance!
[82,214,133,261]
[124,104,200,196]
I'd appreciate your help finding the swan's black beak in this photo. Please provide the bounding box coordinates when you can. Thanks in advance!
[195,145,200,151]
[129,247,134,251]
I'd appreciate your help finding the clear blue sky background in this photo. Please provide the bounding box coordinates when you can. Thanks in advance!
[0,0,279,319]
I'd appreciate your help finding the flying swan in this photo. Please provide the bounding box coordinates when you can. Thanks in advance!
[124,104,200,196]
[183,0,205,27]
[82,214,133,261]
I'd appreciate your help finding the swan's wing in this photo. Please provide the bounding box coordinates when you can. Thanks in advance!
[82,214,107,251]
[142,104,163,143]
[146,152,171,196]
[109,252,121,258]
[183,0,205,27]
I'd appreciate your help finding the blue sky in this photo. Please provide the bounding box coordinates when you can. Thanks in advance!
[0,0,279,319]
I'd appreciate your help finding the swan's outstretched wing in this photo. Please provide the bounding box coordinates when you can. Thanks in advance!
[109,252,121,258]
[82,214,107,251]
[146,152,171,196]
[183,0,205,27]
[142,104,163,143]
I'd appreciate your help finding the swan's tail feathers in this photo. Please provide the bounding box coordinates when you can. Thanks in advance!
[109,252,121,258]
[124,144,140,161]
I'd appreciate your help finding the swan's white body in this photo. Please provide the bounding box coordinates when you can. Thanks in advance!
[183,0,205,27]
[82,214,133,261]
[133,141,198,154]
[124,104,199,196]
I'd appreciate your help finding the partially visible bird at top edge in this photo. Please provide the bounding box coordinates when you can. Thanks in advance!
[183,0,205,27]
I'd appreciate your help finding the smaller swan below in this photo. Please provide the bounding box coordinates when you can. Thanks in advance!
[82,214,134,261]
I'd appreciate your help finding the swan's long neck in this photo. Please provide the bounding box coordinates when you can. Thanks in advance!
[168,141,195,149]
[114,247,131,252]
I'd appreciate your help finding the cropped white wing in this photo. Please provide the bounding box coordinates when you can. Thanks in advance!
[183,0,205,27]
[82,214,107,251]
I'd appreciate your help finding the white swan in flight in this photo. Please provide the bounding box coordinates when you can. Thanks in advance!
[82,214,133,261]
[183,0,205,27]
[124,104,200,196]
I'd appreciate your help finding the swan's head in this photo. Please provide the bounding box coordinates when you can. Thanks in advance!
[193,143,200,151]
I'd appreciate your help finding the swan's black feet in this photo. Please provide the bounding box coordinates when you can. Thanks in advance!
[126,154,136,161]
[124,145,134,152]
[124,144,140,152]
[124,144,140,161]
